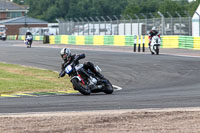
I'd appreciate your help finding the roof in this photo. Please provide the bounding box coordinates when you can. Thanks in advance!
[0,16,48,24]
[0,0,27,11]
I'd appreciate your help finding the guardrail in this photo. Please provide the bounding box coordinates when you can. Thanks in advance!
[6,35,200,50]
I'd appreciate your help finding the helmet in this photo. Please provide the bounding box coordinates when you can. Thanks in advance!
[60,48,71,61]
[152,26,156,30]
[27,30,30,33]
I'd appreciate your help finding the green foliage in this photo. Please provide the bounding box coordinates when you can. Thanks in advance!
[12,0,200,22]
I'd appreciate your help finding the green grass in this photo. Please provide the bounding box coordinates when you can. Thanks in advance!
[0,62,73,94]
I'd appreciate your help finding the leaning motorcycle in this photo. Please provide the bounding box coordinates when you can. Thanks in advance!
[24,35,33,48]
[149,34,161,55]
[64,62,113,95]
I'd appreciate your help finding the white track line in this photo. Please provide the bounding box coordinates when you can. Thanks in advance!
[112,85,123,91]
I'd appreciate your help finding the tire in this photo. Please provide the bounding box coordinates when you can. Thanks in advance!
[71,78,91,95]
[103,80,113,94]
[156,45,159,55]
[149,46,154,55]
[28,42,31,48]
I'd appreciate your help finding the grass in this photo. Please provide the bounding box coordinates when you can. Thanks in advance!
[0,62,73,94]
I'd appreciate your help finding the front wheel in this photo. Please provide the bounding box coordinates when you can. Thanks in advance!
[155,45,159,55]
[71,78,91,95]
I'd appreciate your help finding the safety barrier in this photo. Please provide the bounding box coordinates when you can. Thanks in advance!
[6,35,200,51]
[48,35,149,47]
[6,35,43,41]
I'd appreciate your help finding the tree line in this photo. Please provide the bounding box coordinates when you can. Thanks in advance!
[14,0,200,22]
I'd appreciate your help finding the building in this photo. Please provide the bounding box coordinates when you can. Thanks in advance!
[0,16,48,35]
[0,0,28,20]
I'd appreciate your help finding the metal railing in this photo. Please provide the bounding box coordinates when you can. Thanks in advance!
[58,12,192,36]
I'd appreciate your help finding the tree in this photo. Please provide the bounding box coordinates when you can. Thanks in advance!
[12,0,198,22]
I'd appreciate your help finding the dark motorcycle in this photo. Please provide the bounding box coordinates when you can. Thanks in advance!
[64,63,113,95]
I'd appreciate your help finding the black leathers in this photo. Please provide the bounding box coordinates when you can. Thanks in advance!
[59,54,101,78]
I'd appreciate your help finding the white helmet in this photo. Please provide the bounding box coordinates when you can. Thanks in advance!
[60,48,71,60]
[152,26,156,30]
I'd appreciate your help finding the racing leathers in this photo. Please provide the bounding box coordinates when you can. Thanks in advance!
[59,53,105,80]
[25,32,33,44]
[148,30,159,46]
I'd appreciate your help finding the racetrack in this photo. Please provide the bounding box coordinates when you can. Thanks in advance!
[0,40,200,113]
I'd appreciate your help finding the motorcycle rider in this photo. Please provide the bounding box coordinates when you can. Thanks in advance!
[58,48,106,81]
[148,26,160,46]
[25,30,33,45]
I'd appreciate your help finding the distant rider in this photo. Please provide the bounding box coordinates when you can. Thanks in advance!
[148,27,160,46]
[25,30,33,44]
[59,48,105,81]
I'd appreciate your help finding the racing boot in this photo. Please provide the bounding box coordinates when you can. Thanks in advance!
[95,71,108,84]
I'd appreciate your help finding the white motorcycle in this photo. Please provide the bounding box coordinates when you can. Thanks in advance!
[24,35,33,48]
[149,35,161,55]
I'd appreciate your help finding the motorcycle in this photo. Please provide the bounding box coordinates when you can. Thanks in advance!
[64,62,113,95]
[149,34,161,55]
[24,35,33,48]
[0,33,6,41]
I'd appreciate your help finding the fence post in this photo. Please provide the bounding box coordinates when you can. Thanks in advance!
[74,18,79,35]
[133,35,137,52]
[95,16,101,35]
[138,36,141,52]
[134,14,140,36]
[175,11,182,35]
[89,17,95,35]
[66,18,70,35]
[84,17,90,35]
[113,15,119,35]
[107,16,112,35]
[158,11,165,36]
[120,15,126,35]
[79,17,84,35]
[142,35,145,52]
[167,12,173,35]
[127,14,133,35]
[141,13,147,35]
[149,12,155,27]
[101,16,106,35]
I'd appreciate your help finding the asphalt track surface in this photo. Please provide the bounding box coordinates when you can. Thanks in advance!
[0,40,200,113]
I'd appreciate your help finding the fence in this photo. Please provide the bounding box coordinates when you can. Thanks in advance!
[58,15,192,36]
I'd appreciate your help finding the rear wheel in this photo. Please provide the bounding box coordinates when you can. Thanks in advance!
[103,80,113,94]
[28,42,31,48]
[71,78,91,95]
